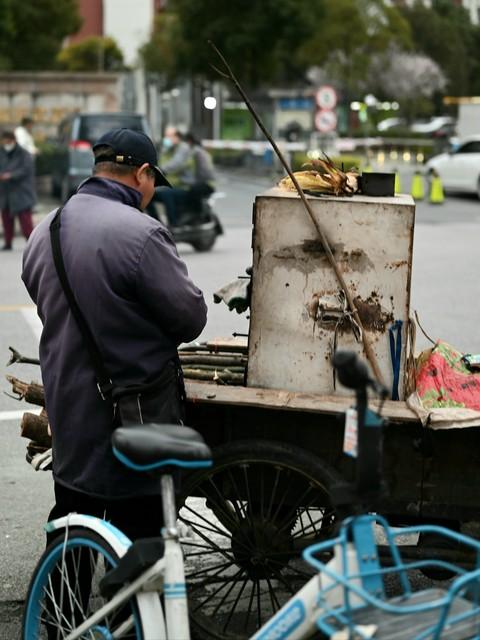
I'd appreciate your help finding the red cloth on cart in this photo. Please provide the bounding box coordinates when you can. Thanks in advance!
[415,341,480,410]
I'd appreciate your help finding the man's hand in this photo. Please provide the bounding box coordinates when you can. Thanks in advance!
[0,172,12,181]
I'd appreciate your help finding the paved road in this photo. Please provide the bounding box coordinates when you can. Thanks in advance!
[0,168,479,635]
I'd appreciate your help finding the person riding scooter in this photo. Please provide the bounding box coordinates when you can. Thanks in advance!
[154,128,216,228]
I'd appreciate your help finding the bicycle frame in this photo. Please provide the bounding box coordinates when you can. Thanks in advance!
[45,474,190,640]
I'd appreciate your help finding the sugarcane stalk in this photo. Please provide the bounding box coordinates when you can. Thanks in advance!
[179,354,247,366]
[5,375,45,407]
[182,364,245,373]
[209,41,384,386]
[182,368,244,384]
[21,411,51,448]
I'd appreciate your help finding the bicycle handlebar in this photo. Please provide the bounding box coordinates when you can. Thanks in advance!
[332,350,388,515]
[333,350,389,399]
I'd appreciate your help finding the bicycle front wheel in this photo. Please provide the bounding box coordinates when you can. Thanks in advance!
[23,528,145,639]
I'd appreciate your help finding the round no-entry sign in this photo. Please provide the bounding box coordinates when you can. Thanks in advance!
[315,85,337,110]
[315,109,337,132]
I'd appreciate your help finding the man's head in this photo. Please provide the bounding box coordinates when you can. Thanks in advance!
[1,130,16,152]
[92,128,170,209]
[163,126,182,149]
[21,117,34,130]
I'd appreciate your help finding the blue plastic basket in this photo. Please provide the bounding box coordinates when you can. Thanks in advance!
[302,514,480,639]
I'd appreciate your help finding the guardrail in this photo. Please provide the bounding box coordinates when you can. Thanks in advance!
[203,136,441,167]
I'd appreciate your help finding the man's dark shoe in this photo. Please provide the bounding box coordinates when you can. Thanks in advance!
[1,244,12,251]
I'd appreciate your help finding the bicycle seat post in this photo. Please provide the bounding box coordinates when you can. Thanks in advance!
[161,474,178,537]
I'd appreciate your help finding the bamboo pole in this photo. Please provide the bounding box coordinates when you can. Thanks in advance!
[209,41,384,385]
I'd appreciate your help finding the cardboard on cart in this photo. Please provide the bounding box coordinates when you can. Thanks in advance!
[247,188,415,398]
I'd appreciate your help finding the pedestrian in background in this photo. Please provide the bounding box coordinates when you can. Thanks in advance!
[15,116,38,156]
[0,130,36,250]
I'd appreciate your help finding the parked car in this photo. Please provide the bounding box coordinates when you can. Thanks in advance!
[376,117,407,133]
[410,116,456,139]
[425,135,480,199]
[51,112,151,199]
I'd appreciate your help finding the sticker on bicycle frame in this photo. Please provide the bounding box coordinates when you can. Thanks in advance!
[343,408,358,458]
[256,599,306,639]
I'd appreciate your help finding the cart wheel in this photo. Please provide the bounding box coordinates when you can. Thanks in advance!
[178,439,340,640]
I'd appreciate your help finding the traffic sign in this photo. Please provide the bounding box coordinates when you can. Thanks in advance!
[315,109,337,133]
[315,85,337,110]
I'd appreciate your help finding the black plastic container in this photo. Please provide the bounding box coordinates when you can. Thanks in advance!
[359,172,395,197]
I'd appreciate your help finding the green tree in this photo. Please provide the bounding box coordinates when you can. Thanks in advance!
[0,0,81,70]
[57,36,125,72]
[0,0,15,70]
[297,0,412,97]
[142,0,325,87]
[400,0,474,96]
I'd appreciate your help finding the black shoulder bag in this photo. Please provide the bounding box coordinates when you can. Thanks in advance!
[49,205,185,427]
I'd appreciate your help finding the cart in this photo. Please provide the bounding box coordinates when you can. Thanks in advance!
[177,366,480,640]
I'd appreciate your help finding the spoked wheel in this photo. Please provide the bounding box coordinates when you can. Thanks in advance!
[22,528,144,639]
[178,439,339,639]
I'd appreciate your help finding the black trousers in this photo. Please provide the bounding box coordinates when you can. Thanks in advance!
[47,481,164,546]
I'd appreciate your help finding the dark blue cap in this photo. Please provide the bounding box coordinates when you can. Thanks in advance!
[92,128,171,188]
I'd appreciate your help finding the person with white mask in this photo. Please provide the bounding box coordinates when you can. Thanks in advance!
[0,130,36,250]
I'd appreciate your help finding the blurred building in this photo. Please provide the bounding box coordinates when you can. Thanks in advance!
[66,0,158,65]
[462,0,480,23]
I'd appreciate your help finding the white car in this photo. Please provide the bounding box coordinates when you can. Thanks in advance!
[425,136,480,199]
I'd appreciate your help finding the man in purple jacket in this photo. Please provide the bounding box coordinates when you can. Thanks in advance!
[22,128,208,543]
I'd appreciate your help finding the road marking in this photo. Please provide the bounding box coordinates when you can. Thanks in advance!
[0,408,41,422]
[20,307,43,342]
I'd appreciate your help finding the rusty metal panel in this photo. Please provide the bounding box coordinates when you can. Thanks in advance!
[247,188,416,399]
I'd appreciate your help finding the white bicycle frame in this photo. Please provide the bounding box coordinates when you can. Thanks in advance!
[46,479,362,640]
[46,475,190,640]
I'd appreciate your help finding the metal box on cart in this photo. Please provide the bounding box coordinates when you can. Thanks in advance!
[247,188,415,399]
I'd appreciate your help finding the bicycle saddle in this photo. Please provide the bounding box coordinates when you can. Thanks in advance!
[112,423,212,471]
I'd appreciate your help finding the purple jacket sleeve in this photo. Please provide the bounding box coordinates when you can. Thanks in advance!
[135,227,208,344]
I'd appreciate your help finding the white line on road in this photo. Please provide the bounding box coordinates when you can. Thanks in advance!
[0,408,41,421]
[20,307,42,342]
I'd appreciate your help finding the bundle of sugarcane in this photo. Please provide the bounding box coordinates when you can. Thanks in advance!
[278,155,359,197]
[179,343,247,385]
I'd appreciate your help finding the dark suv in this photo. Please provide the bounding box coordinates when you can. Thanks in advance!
[51,112,151,199]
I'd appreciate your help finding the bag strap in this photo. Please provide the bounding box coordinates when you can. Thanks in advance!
[50,206,114,400]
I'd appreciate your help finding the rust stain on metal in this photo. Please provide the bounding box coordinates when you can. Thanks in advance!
[353,295,394,332]
[309,291,393,334]
[388,260,408,270]
[268,242,373,275]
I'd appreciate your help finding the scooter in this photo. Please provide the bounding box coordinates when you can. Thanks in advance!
[148,192,224,252]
